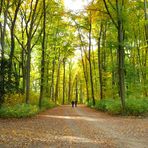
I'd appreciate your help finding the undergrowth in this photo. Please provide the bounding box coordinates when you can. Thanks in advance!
[87,98,148,116]
[0,93,57,118]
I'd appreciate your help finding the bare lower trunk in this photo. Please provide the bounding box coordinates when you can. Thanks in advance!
[118,19,125,111]
[50,59,55,100]
[62,58,66,105]
[98,22,103,100]
[55,54,61,103]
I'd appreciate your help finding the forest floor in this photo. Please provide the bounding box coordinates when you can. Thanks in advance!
[0,105,148,148]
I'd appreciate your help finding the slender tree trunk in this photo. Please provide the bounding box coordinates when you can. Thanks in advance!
[8,0,22,84]
[92,49,98,98]
[25,0,39,104]
[0,0,10,105]
[144,0,148,96]
[110,47,116,99]
[80,80,83,103]
[39,0,46,108]
[75,75,78,102]
[62,58,66,105]
[50,59,55,101]
[88,12,95,105]
[98,22,103,100]
[55,51,61,103]
[21,25,26,94]
[84,55,90,102]
[117,0,125,110]
[68,62,72,103]
[26,41,31,104]
[103,0,126,110]
[14,62,19,90]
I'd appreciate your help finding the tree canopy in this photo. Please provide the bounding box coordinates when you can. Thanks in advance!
[0,0,148,113]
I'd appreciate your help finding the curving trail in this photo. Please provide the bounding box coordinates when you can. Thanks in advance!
[0,105,148,148]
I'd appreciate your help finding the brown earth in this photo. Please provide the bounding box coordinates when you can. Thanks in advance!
[0,105,148,148]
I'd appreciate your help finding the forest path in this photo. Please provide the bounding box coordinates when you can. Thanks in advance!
[0,105,148,148]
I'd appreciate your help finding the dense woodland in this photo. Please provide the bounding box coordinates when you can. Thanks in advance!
[0,0,148,115]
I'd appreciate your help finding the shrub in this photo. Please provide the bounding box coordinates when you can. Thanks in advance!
[4,94,24,106]
[41,99,56,110]
[95,100,107,111]
[29,92,39,105]
[0,104,39,118]
[3,92,40,107]
[86,100,94,108]
[93,98,148,116]
[94,99,122,114]
[125,98,148,116]
[106,100,122,115]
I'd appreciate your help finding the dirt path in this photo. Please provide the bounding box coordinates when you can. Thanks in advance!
[0,105,148,148]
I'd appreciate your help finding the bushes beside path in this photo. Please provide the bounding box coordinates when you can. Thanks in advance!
[0,94,56,118]
[87,98,148,116]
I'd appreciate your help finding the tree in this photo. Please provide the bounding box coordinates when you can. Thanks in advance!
[103,0,126,110]
[62,58,66,104]
[0,0,10,105]
[88,12,95,105]
[25,0,40,104]
[39,0,46,108]
[8,0,22,86]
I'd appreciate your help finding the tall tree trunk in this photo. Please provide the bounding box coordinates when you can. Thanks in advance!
[79,80,83,103]
[55,51,61,103]
[0,0,10,105]
[21,23,26,94]
[98,22,103,100]
[39,0,46,108]
[26,42,31,104]
[88,12,95,105]
[92,49,98,98]
[50,59,55,100]
[84,55,90,102]
[117,0,125,110]
[62,58,66,105]
[103,0,126,110]
[8,0,22,84]
[68,61,72,103]
[110,47,116,99]
[75,75,78,102]
[25,0,39,104]
[144,0,148,96]
[14,62,19,91]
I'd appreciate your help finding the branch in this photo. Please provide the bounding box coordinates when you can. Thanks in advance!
[31,30,43,50]
[107,0,117,11]
[14,34,27,52]
[103,0,118,29]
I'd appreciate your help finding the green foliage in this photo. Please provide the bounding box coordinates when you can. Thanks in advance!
[0,104,39,118]
[93,98,148,116]
[95,99,112,112]
[3,92,39,106]
[105,100,122,115]
[41,99,57,111]
[1,93,57,118]
[4,94,24,106]
[94,99,122,114]
[86,100,95,108]
[29,92,39,105]
[125,98,148,116]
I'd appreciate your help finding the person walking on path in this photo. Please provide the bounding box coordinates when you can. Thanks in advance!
[74,100,77,107]
[71,101,75,107]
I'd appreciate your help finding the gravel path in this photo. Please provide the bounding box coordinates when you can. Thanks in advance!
[0,105,148,148]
